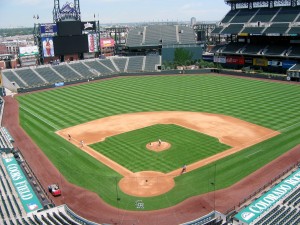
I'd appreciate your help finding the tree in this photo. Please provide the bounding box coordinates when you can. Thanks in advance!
[174,48,193,66]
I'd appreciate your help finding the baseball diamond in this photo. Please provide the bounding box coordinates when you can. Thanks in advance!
[14,74,300,214]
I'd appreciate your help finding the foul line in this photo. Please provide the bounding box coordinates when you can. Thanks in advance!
[279,120,300,133]
[246,149,263,158]
[19,105,60,131]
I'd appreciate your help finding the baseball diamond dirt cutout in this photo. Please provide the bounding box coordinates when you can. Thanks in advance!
[56,111,280,197]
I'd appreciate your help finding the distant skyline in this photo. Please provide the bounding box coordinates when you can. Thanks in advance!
[0,0,230,28]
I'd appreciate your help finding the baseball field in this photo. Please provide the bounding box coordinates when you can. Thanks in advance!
[16,74,300,211]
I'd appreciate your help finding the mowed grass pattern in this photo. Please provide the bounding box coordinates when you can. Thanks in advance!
[90,124,230,173]
[17,75,300,210]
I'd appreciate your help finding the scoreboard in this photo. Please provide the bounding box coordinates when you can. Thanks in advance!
[53,35,88,55]
[41,21,97,57]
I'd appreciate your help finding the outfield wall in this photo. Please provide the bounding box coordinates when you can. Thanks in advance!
[15,68,295,94]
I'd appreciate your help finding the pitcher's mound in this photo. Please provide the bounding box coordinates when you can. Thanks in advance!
[119,171,175,197]
[146,141,171,152]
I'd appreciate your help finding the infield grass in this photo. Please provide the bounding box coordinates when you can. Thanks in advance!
[17,75,300,210]
[90,124,230,173]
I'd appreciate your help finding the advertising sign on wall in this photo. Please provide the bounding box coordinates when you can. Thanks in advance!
[40,23,57,34]
[2,157,43,213]
[82,21,96,31]
[268,60,282,67]
[88,34,99,52]
[100,38,115,48]
[253,58,268,67]
[282,60,297,69]
[42,37,55,57]
[19,46,39,57]
[226,56,245,65]
[235,169,300,224]
[213,56,226,64]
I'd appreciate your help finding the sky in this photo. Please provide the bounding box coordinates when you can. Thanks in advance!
[0,0,230,28]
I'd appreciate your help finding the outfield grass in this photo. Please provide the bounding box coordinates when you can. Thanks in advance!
[17,75,300,210]
[90,124,230,173]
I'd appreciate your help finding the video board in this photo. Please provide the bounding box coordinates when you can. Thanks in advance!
[57,21,82,36]
[40,23,57,34]
[53,35,88,55]
[41,37,55,57]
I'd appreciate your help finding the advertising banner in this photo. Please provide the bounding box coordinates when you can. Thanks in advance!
[282,60,297,69]
[40,23,57,34]
[235,169,300,224]
[100,38,115,48]
[2,156,43,213]
[19,46,39,57]
[213,56,226,64]
[42,37,55,57]
[226,56,245,65]
[82,21,96,31]
[202,55,214,62]
[268,60,282,67]
[54,82,65,87]
[88,34,99,52]
[253,58,268,67]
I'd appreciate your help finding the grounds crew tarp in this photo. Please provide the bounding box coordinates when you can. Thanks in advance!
[235,168,300,224]
[2,156,43,213]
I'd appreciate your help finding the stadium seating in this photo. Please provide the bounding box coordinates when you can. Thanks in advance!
[2,71,26,88]
[241,26,265,34]
[68,62,96,78]
[250,7,280,23]
[127,25,196,46]
[98,59,117,72]
[2,56,161,91]
[242,44,267,54]
[221,24,244,35]
[178,25,196,44]
[126,27,144,47]
[220,42,246,54]
[272,7,300,22]
[263,23,289,34]
[35,67,65,84]
[288,45,300,56]
[210,27,224,35]
[144,25,163,45]
[221,10,239,23]
[230,8,258,23]
[144,55,161,71]
[82,60,111,75]
[209,45,226,53]
[112,57,128,72]
[14,69,45,87]
[127,56,144,72]
[264,45,289,56]
[51,65,82,81]
[161,25,178,44]
[287,26,300,35]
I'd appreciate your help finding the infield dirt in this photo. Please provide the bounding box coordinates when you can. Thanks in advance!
[56,111,280,197]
